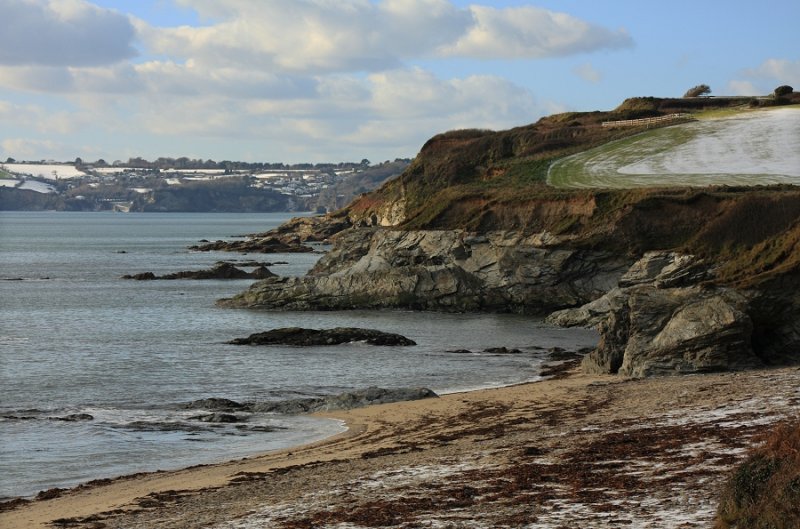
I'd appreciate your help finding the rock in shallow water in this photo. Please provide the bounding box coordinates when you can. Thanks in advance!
[228,327,416,346]
[182,387,438,415]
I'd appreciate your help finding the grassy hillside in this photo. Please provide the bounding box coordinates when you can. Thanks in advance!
[548,107,800,188]
[337,96,800,287]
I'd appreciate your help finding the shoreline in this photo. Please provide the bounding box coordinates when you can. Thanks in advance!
[2,365,798,528]
[0,367,556,504]
[2,347,568,503]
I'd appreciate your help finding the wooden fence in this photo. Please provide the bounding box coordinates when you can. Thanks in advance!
[601,113,695,128]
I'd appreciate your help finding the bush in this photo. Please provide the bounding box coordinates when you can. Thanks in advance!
[715,419,800,529]
[774,85,794,97]
[684,84,711,97]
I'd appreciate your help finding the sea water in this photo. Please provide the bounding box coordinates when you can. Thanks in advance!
[0,211,598,499]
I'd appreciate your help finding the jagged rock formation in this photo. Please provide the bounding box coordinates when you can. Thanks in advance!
[219,228,629,313]
[189,237,314,253]
[189,215,351,253]
[548,252,797,377]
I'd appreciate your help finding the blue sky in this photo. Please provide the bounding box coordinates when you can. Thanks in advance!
[1,0,798,164]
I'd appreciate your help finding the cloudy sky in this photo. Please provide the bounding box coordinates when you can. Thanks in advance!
[1,0,798,164]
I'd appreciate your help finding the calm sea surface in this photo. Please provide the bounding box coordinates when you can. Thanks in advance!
[0,211,597,499]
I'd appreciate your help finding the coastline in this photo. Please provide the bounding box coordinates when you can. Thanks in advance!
[3,365,798,528]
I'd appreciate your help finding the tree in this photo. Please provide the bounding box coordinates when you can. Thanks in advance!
[683,84,711,98]
[774,85,794,97]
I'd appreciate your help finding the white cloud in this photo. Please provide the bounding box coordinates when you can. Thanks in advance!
[1,138,65,159]
[573,63,603,84]
[441,5,632,59]
[0,99,80,135]
[138,1,631,74]
[728,58,800,97]
[727,80,761,96]
[0,0,137,66]
[746,58,800,86]
[139,0,471,74]
[0,1,635,161]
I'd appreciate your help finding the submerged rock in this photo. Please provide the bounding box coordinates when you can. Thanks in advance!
[189,413,242,423]
[182,387,438,415]
[50,413,94,422]
[181,397,246,411]
[229,327,417,346]
[249,387,438,414]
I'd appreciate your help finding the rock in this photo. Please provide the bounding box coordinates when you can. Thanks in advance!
[483,347,524,355]
[190,413,242,423]
[447,349,474,354]
[219,228,630,313]
[249,387,438,414]
[181,397,245,411]
[189,236,314,253]
[51,413,94,422]
[550,252,763,377]
[123,271,157,280]
[229,327,416,346]
[123,262,274,280]
[250,265,277,279]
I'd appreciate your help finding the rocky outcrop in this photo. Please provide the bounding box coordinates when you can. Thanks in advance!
[229,327,416,346]
[189,215,351,253]
[189,237,314,253]
[123,262,275,280]
[182,387,438,415]
[548,252,768,377]
[219,228,630,313]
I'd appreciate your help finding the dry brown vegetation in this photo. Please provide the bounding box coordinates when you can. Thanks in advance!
[715,419,800,529]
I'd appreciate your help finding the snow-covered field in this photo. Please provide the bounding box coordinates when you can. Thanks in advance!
[548,107,800,188]
[0,163,86,180]
[17,180,56,193]
[0,177,55,193]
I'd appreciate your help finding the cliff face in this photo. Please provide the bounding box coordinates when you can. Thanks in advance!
[222,99,800,377]
[222,187,800,377]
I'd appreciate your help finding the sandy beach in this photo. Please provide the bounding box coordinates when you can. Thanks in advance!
[2,364,799,529]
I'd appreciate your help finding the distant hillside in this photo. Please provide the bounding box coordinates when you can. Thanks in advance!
[312,160,409,212]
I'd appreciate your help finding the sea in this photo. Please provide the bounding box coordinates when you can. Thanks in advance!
[0,211,598,500]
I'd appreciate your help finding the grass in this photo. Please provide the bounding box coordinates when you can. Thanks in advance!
[547,106,800,189]
[715,419,800,529]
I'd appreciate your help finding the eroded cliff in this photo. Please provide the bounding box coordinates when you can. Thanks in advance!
[220,98,800,377]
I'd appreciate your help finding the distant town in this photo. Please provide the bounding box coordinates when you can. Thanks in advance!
[0,157,411,213]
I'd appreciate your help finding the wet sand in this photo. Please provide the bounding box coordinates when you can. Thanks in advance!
[2,364,799,528]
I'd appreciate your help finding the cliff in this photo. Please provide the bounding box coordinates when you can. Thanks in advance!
[221,98,800,377]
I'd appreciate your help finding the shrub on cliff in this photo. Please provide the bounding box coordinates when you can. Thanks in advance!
[774,85,794,97]
[714,419,800,529]
[684,84,711,97]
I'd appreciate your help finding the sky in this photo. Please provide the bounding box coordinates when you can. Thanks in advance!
[0,0,798,164]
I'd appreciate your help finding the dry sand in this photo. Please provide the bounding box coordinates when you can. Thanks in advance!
[2,364,799,529]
